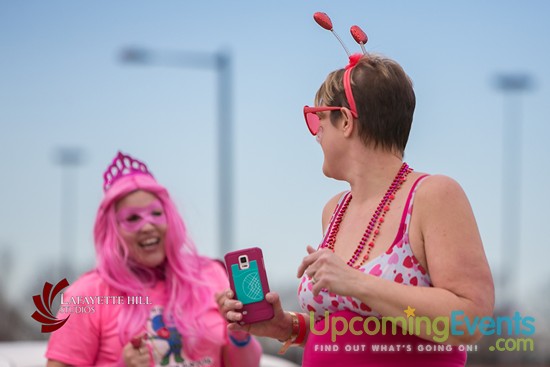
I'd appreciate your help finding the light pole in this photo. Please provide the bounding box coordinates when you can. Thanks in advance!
[120,47,234,257]
[53,147,85,280]
[493,73,533,307]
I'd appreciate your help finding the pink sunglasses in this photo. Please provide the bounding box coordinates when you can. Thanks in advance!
[303,66,359,136]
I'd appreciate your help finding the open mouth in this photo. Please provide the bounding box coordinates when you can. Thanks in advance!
[139,237,160,249]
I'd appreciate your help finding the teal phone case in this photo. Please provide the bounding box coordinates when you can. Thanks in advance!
[230,260,264,305]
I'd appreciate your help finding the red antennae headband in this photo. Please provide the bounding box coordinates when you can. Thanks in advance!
[312,12,369,118]
[313,12,368,59]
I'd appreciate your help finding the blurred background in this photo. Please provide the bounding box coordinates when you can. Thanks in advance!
[1,0,549,365]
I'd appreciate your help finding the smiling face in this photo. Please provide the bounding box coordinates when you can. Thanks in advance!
[115,190,167,268]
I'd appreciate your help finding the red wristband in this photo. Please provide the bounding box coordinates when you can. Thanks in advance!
[278,312,307,354]
[294,312,307,345]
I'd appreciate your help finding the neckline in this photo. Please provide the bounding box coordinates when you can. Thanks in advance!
[322,163,412,267]
[321,173,430,270]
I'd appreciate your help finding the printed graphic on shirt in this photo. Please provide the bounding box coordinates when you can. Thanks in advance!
[231,260,263,305]
[147,306,213,367]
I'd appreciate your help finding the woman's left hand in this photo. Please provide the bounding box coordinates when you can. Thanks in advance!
[297,245,361,297]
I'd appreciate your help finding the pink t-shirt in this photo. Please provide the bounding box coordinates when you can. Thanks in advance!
[46,262,231,367]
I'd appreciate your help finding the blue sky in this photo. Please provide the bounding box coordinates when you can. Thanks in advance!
[1,1,549,320]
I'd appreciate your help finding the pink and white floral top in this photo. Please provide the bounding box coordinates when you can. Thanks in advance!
[298,175,431,321]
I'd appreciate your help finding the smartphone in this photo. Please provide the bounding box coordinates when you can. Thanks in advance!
[224,247,274,324]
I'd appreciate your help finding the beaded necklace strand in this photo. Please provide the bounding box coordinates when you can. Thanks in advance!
[322,162,413,268]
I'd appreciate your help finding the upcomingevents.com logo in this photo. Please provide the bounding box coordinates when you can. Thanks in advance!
[31,278,70,332]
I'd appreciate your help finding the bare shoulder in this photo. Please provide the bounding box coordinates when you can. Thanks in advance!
[415,174,469,205]
[322,191,348,231]
[412,174,476,232]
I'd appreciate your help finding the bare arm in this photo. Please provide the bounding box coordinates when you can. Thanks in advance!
[350,175,494,344]
[299,176,494,345]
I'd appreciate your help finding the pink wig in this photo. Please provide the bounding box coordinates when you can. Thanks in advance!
[93,174,225,358]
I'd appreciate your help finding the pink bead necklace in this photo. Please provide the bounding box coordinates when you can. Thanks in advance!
[322,162,413,268]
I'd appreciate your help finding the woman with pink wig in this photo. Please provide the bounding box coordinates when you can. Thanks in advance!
[46,152,262,367]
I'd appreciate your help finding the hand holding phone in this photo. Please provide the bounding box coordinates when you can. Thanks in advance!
[224,247,274,324]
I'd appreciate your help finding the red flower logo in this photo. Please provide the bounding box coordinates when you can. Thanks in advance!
[31,278,70,332]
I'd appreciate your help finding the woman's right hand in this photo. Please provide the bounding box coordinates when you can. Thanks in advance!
[216,290,292,342]
[122,336,151,367]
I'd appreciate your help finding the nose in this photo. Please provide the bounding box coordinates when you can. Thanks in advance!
[139,221,156,232]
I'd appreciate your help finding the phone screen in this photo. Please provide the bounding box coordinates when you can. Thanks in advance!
[230,260,264,305]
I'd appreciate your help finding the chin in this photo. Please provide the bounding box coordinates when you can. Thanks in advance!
[322,162,334,179]
[143,256,166,268]
[134,251,166,268]
[323,163,346,181]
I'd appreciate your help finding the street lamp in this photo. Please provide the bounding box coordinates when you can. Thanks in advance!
[120,47,234,257]
[493,73,533,306]
[53,147,85,280]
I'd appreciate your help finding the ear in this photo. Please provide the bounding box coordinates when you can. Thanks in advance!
[340,108,355,138]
